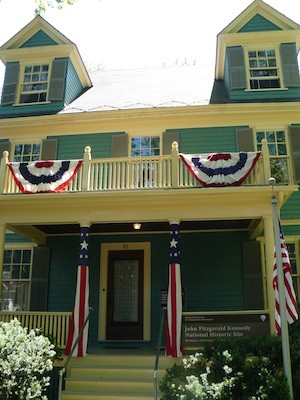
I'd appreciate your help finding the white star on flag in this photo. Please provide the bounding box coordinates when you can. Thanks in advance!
[81,240,89,250]
[170,238,178,248]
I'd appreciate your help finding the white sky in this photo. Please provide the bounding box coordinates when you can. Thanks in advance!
[0,0,299,81]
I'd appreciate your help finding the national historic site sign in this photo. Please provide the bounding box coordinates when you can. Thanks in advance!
[182,313,269,347]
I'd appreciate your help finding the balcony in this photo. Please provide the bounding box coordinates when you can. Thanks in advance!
[0,141,272,195]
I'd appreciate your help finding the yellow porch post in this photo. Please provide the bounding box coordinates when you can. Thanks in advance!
[263,215,276,334]
[0,223,6,298]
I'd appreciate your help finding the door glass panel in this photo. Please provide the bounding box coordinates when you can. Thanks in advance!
[113,259,139,322]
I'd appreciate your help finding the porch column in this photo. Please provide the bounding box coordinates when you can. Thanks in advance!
[263,215,276,334]
[0,223,6,298]
[166,220,184,357]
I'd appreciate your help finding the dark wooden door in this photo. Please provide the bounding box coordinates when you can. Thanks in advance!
[106,250,144,340]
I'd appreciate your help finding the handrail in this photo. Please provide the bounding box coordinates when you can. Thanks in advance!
[154,306,167,400]
[57,308,92,400]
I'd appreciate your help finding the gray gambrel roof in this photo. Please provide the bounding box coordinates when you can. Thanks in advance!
[60,65,215,113]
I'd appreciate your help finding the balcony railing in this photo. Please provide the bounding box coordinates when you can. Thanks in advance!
[0,140,271,194]
[0,311,72,348]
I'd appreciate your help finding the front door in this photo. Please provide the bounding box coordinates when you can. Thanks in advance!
[106,249,144,340]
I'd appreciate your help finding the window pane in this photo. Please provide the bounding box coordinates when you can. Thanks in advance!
[3,265,11,279]
[4,250,12,264]
[1,282,30,311]
[258,50,266,57]
[12,265,20,279]
[141,137,150,147]
[256,132,265,143]
[268,144,277,155]
[266,131,275,142]
[270,158,289,184]
[276,131,285,142]
[278,144,287,155]
[13,250,21,264]
[21,265,30,279]
[23,250,31,263]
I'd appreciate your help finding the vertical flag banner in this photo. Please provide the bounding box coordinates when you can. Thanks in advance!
[273,217,298,335]
[166,222,184,357]
[65,225,90,357]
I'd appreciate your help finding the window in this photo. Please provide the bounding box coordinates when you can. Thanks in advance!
[255,130,290,183]
[20,64,49,104]
[13,142,41,162]
[130,136,161,188]
[1,248,33,311]
[286,242,299,301]
[248,49,280,89]
[131,136,160,157]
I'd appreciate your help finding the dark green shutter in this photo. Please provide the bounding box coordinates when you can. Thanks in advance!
[0,140,11,158]
[112,134,128,157]
[41,139,58,160]
[289,126,300,183]
[162,131,179,155]
[30,246,50,311]
[48,59,68,101]
[280,43,300,88]
[227,47,247,90]
[1,62,19,105]
[243,241,264,309]
[236,128,254,151]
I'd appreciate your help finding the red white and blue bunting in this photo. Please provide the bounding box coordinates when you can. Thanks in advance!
[8,160,83,193]
[179,152,261,187]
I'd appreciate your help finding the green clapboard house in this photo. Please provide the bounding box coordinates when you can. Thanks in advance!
[0,0,300,357]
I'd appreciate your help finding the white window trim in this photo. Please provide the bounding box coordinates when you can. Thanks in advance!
[244,44,286,91]
[15,59,53,106]
[129,134,162,157]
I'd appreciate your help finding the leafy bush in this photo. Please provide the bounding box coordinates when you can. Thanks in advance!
[0,318,56,400]
[159,335,291,400]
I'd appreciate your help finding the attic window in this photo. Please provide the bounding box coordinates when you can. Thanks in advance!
[248,49,280,89]
[20,64,49,103]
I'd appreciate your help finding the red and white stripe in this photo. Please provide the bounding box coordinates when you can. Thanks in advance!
[166,263,183,357]
[65,266,89,356]
[273,224,298,335]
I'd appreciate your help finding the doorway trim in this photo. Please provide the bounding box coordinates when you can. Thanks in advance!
[98,242,151,341]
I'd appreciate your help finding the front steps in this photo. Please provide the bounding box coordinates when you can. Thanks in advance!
[60,353,178,400]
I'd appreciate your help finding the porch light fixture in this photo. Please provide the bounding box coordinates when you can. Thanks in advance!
[133,223,141,230]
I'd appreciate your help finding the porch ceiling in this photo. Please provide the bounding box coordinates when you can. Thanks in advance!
[32,219,259,235]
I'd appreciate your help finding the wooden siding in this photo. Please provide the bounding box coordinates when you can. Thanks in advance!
[0,101,64,118]
[50,132,123,159]
[238,14,282,32]
[281,191,300,219]
[65,59,84,105]
[171,126,242,153]
[20,29,58,47]
[47,231,247,346]
[5,232,31,243]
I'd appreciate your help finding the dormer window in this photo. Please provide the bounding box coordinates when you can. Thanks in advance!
[20,64,49,103]
[248,49,280,89]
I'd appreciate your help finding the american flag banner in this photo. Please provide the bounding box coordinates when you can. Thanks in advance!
[273,218,298,335]
[8,159,83,193]
[179,152,261,187]
[166,222,184,357]
[65,225,90,357]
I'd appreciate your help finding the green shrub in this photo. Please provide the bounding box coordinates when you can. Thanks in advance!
[0,318,56,400]
[159,335,291,400]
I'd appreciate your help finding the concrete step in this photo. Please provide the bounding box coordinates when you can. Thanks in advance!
[60,352,178,400]
[61,391,154,400]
